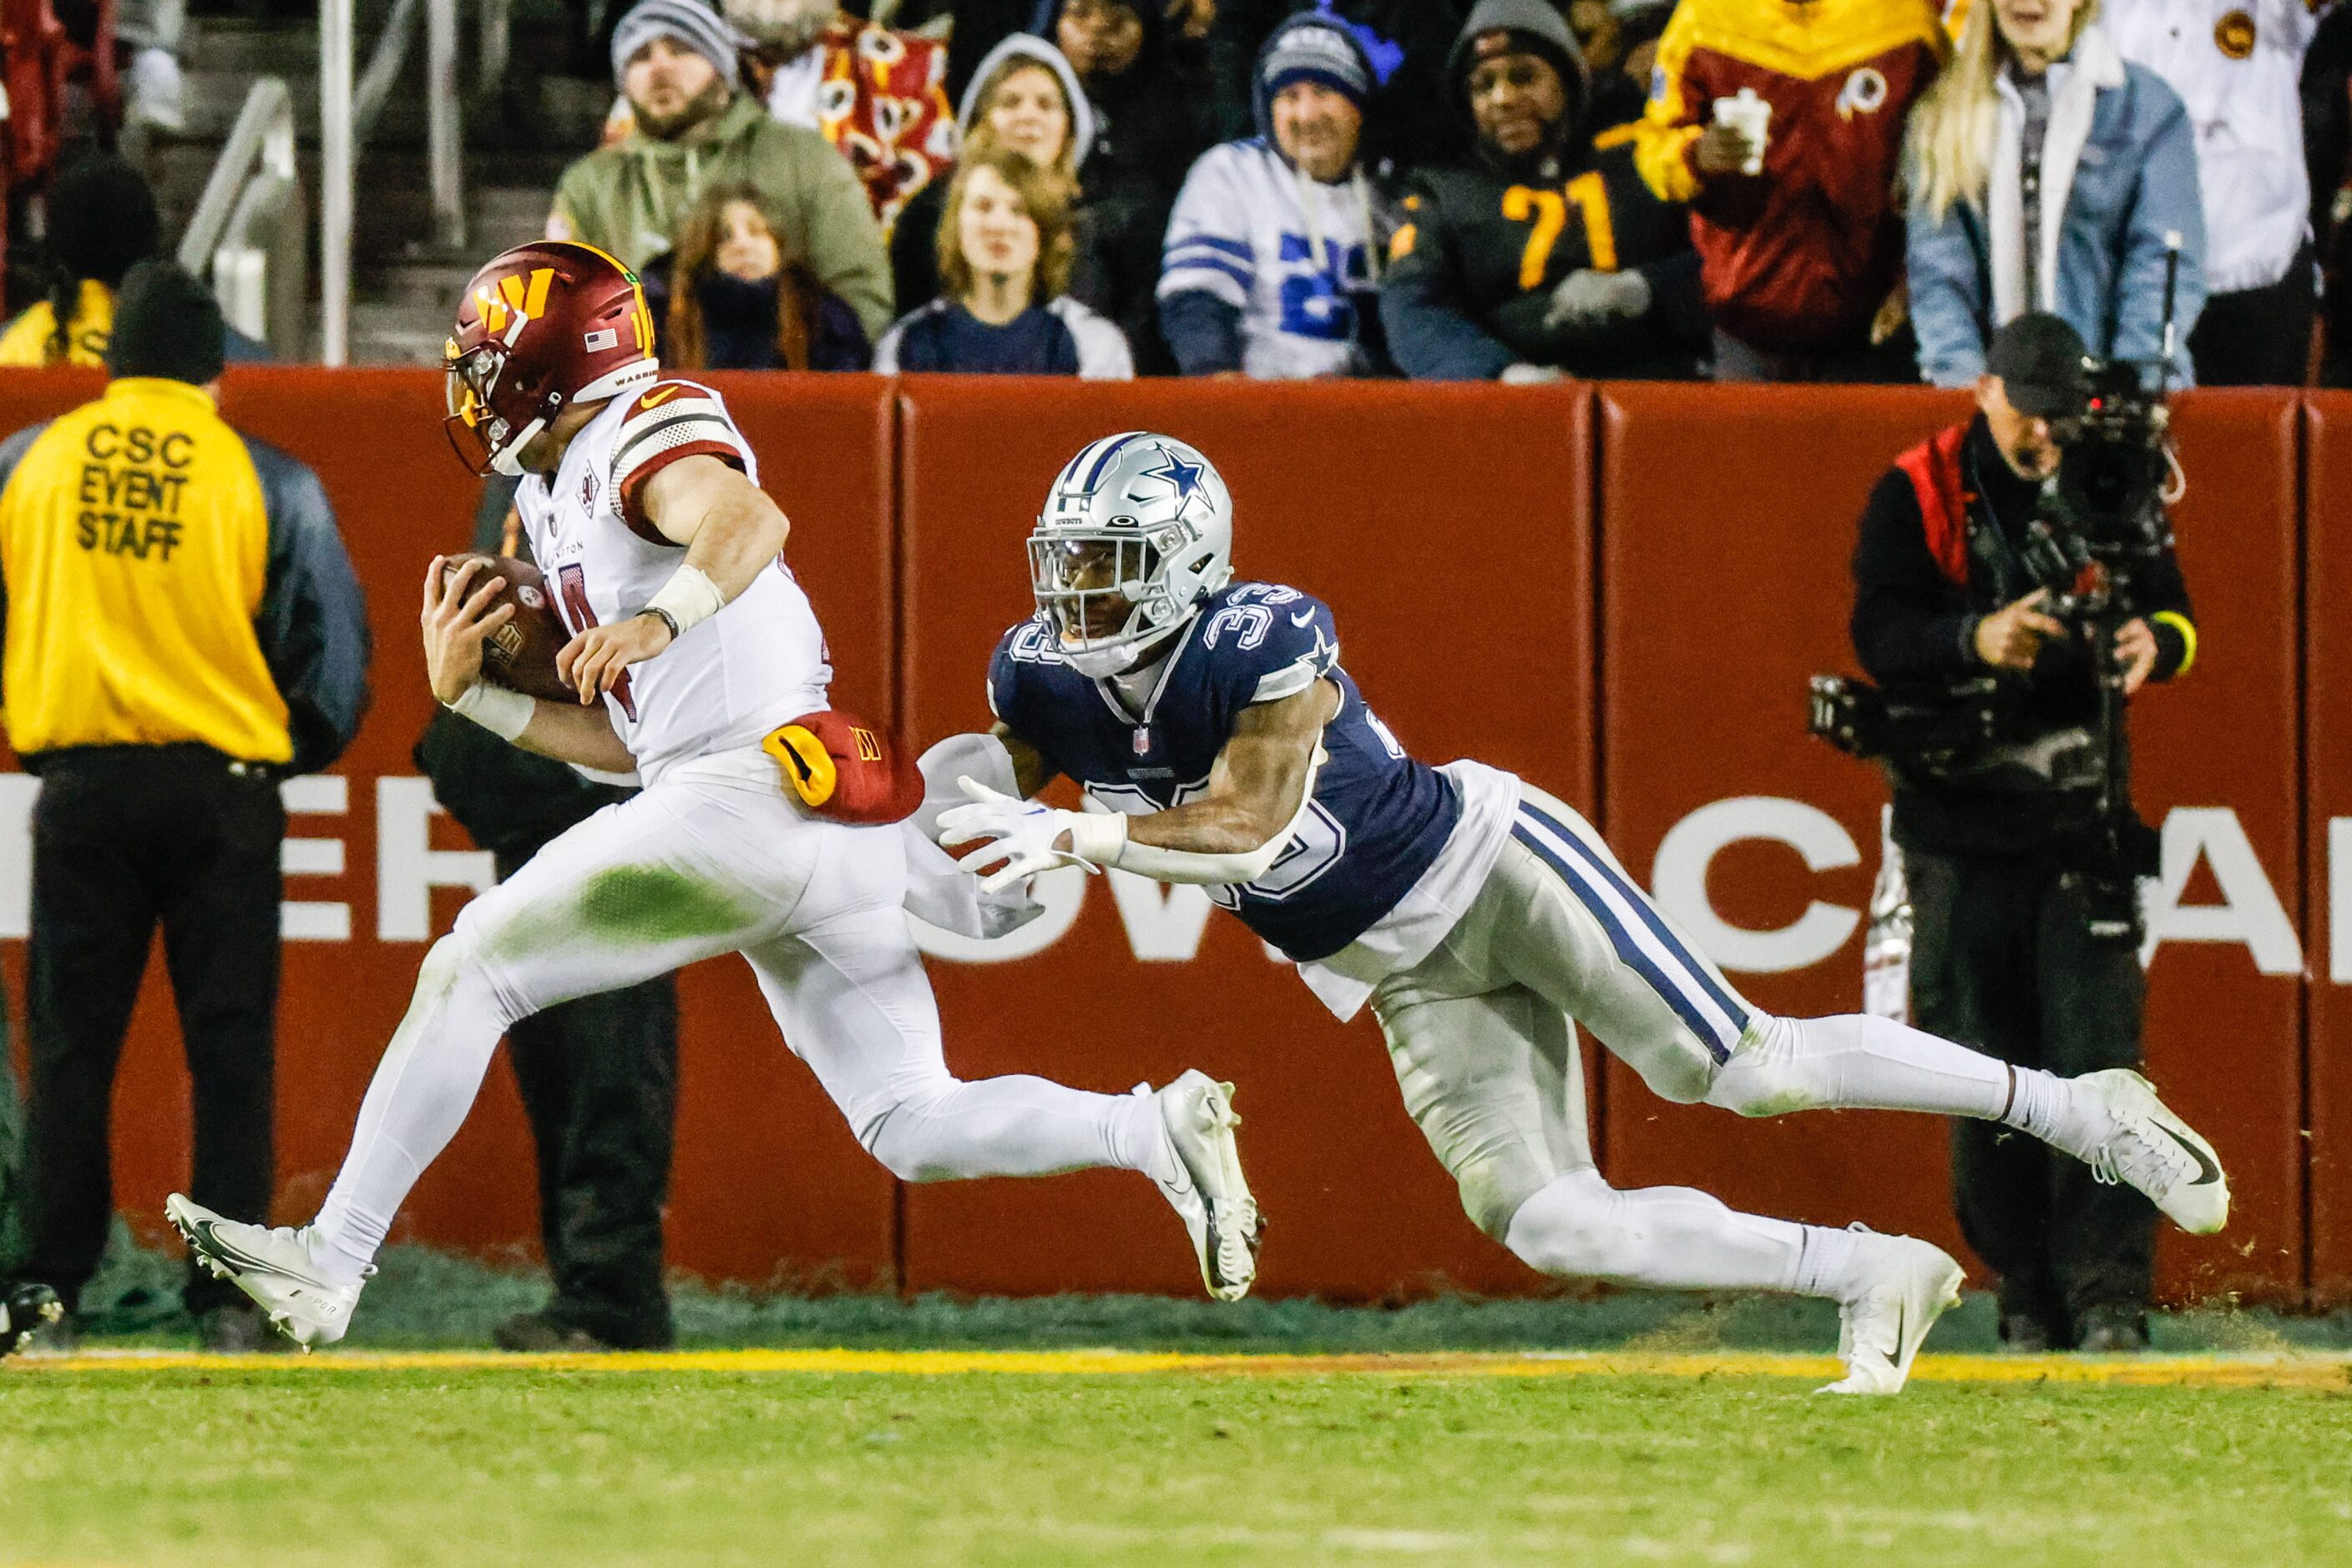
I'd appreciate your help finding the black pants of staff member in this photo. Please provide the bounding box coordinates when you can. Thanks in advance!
[19,746,284,1318]
[2189,243,2318,387]
[494,849,680,1351]
[1905,848,2156,1346]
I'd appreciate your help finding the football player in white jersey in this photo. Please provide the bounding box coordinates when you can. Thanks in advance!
[168,242,1261,1345]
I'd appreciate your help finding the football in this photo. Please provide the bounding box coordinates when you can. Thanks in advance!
[440,552,574,702]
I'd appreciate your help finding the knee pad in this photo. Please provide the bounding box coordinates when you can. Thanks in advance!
[1501,1170,1637,1280]
[1702,1014,1823,1119]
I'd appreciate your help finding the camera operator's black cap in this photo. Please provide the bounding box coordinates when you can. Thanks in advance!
[1985,311,2092,419]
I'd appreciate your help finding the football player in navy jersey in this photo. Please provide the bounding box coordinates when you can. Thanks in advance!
[938,432,2234,1394]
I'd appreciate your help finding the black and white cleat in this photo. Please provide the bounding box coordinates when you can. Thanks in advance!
[2,1282,64,1358]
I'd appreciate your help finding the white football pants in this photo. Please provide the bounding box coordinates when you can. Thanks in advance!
[310,756,1161,1280]
[1372,787,2055,1302]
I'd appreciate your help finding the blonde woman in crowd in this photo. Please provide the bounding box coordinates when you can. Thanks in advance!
[1905,0,2205,387]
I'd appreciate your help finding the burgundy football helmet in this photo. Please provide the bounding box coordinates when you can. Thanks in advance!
[443,240,660,477]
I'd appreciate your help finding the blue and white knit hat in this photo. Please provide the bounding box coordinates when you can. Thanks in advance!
[1257,14,1373,111]
[611,0,748,88]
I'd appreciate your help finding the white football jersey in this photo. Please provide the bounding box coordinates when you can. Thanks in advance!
[513,377,832,783]
[1157,139,1389,381]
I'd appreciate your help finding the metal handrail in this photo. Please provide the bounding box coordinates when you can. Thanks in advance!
[178,77,307,358]
[177,77,294,280]
[325,0,490,365]
[352,0,422,144]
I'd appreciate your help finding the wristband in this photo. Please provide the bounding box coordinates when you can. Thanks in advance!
[1064,809,1130,867]
[448,680,534,741]
[2151,610,2197,678]
[645,564,726,639]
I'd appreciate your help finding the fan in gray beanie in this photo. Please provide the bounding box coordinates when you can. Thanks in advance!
[1257,13,1373,119]
[609,0,747,89]
[104,260,225,387]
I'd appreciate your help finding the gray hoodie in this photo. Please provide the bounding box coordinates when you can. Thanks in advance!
[956,33,1097,173]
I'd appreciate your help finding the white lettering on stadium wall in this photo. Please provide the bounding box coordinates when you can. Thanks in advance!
[0,779,2318,980]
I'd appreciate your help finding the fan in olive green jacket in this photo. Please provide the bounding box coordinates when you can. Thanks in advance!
[549,94,895,341]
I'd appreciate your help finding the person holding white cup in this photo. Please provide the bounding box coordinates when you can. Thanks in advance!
[1634,0,1948,381]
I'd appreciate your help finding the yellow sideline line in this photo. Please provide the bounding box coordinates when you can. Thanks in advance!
[12,1348,2351,1388]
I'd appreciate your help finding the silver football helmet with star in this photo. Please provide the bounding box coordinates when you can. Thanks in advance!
[1030,432,1234,678]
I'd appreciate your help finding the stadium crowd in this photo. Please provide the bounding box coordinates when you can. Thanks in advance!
[523,0,2327,387]
[0,0,2332,386]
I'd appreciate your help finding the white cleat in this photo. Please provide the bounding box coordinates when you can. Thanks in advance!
[165,1195,367,1350]
[1141,1070,1263,1302]
[1819,1230,1964,1396]
[2075,1070,2229,1235]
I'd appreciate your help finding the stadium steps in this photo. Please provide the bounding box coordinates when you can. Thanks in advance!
[153,6,610,364]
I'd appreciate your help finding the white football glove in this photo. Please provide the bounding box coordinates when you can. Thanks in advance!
[937,777,1110,895]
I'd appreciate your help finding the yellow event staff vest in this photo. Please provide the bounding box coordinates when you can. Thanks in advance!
[0,377,294,763]
[0,280,115,368]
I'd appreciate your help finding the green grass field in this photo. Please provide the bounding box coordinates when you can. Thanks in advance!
[6,1351,2352,1566]
[10,1244,2352,1565]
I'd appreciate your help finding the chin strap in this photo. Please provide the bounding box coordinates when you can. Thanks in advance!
[488,415,547,478]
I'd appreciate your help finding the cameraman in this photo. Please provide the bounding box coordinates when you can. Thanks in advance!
[1848,312,2195,1354]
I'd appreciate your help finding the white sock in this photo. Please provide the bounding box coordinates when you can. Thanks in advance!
[866,1075,1173,1184]
[1709,1013,2012,1120]
[1503,1169,1843,1297]
[1791,1224,1866,1300]
[1999,1066,2103,1159]
[1110,1087,1181,1186]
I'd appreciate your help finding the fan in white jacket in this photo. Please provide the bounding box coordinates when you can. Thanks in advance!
[2107,0,2336,384]
[1157,11,1397,380]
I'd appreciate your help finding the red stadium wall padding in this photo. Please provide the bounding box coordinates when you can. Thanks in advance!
[1,367,2322,1305]
[893,377,1595,1301]
[1595,384,2305,1304]
[2306,393,2352,1308]
[0,369,902,1289]
[2126,391,2305,1302]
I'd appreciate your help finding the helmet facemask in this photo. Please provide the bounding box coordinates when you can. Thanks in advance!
[1030,525,1207,678]
[443,341,552,478]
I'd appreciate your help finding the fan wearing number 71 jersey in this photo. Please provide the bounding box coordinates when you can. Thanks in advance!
[938,431,2233,1395]
[167,244,1264,1347]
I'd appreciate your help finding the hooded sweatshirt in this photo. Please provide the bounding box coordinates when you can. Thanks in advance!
[890,33,1097,312]
[550,91,895,338]
[1380,0,1707,380]
[1157,12,1394,377]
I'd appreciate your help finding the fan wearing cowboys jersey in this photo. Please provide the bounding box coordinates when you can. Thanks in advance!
[165,243,1261,1347]
[938,431,2233,1395]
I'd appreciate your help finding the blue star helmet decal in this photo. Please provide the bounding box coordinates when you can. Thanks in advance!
[1139,447,1209,512]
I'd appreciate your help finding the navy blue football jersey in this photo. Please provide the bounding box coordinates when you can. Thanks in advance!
[988,582,1460,961]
